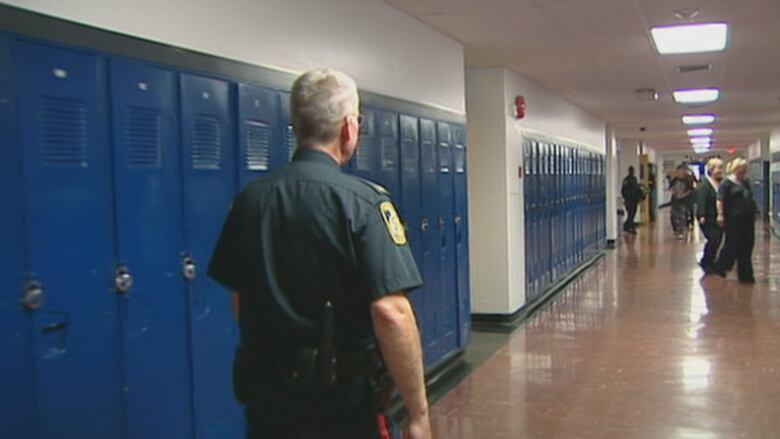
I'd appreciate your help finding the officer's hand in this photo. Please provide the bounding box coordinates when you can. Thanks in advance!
[406,414,432,439]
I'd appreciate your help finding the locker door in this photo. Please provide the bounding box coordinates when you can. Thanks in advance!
[180,74,243,438]
[419,118,440,365]
[12,41,122,438]
[278,91,297,167]
[351,108,377,180]
[452,125,470,347]
[238,84,279,185]
[0,35,35,439]
[376,111,400,197]
[110,60,192,438]
[399,115,424,321]
[436,122,457,357]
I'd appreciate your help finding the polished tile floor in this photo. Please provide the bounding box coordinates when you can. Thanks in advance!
[431,217,779,438]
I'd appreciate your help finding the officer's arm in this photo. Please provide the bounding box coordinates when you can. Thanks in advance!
[370,293,430,430]
[231,291,240,321]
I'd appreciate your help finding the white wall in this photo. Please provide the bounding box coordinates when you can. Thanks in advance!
[465,69,510,314]
[467,67,606,315]
[5,0,465,113]
[605,127,619,242]
[772,128,780,154]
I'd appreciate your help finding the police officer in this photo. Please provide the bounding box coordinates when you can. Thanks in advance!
[208,69,432,439]
[694,158,724,274]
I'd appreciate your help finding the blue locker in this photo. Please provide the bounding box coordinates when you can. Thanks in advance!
[351,108,377,181]
[523,140,533,299]
[452,125,470,347]
[278,91,297,166]
[11,40,123,438]
[376,111,400,197]
[436,122,458,358]
[399,115,424,321]
[110,59,193,438]
[238,84,280,185]
[180,74,244,438]
[0,34,35,438]
[419,118,441,365]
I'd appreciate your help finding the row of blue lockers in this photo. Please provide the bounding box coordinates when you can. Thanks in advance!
[523,139,607,302]
[0,34,470,439]
[748,159,768,216]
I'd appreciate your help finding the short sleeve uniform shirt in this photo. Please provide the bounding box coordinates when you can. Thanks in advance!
[208,148,422,349]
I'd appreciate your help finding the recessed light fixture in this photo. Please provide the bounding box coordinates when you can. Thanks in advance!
[651,23,729,55]
[690,136,712,144]
[674,88,720,104]
[688,128,714,136]
[682,114,716,125]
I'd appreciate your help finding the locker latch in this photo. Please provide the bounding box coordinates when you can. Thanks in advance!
[420,218,429,232]
[454,215,462,225]
[437,216,446,228]
[114,266,133,293]
[181,255,197,281]
[21,280,45,310]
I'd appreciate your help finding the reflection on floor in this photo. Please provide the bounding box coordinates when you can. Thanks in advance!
[432,217,779,438]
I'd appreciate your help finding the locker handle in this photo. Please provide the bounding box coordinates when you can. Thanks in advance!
[420,218,429,232]
[21,280,45,310]
[42,321,67,334]
[114,266,133,293]
[181,256,197,281]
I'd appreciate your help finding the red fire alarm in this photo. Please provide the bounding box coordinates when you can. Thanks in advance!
[514,95,526,120]
[727,146,737,155]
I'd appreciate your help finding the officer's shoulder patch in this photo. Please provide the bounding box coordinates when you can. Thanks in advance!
[379,201,407,245]
[356,177,389,196]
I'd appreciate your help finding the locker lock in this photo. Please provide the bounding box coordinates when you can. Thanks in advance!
[437,216,446,228]
[181,256,197,281]
[114,266,133,293]
[454,215,462,225]
[21,280,45,310]
[420,218,429,232]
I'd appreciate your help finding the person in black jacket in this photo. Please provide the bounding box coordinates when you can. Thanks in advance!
[621,166,642,234]
[715,158,757,283]
[694,158,724,274]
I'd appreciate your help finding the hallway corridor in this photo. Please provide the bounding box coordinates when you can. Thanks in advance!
[431,219,780,438]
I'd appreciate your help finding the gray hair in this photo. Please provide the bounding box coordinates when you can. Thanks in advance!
[705,157,723,174]
[291,69,359,146]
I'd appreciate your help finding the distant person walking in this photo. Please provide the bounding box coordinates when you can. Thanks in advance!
[715,158,757,283]
[621,166,643,234]
[669,165,694,240]
[694,158,724,274]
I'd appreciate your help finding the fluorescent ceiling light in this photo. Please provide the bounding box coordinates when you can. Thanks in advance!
[682,114,716,125]
[690,136,712,144]
[651,23,729,54]
[688,128,713,136]
[674,88,720,104]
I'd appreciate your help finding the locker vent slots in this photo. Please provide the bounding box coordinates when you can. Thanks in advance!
[192,115,222,169]
[244,120,270,171]
[125,106,162,168]
[39,96,88,167]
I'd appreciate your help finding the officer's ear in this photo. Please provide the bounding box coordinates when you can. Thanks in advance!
[341,114,358,144]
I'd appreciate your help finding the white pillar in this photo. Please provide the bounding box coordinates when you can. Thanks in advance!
[605,126,619,245]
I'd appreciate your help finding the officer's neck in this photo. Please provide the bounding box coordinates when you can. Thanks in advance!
[303,143,348,167]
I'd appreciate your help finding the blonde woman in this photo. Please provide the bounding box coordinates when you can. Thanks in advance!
[714,158,757,283]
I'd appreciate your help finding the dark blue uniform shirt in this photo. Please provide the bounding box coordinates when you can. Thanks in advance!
[207,148,422,437]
